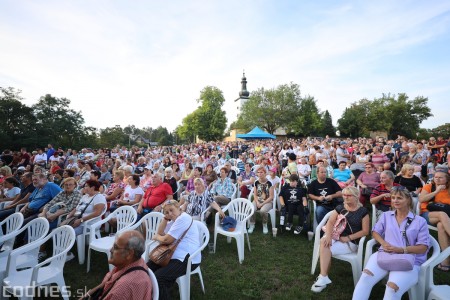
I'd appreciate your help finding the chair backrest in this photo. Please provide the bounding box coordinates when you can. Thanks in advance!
[424,242,450,291]
[136,212,164,241]
[0,212,24,236]
[24,217,50,243]
[114,206,138,232]
[227,198,254,223]
[148,269,159,300]
[50,225,76,267]
[195,220,210,250]
[231,183,237,199]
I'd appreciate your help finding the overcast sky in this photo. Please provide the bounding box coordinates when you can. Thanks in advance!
[1,0,449,133]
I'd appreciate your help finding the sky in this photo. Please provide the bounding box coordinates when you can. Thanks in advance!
[1,0,450,134]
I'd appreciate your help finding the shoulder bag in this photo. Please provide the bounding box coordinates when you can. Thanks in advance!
[60,194,99,226]
[377,217,415,271]
[149,219,193,267]
[322,209,349,240]
[426,183,450,217]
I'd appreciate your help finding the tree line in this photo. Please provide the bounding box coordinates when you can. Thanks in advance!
[1,83,447,151]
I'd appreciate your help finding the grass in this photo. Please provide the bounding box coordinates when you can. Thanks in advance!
[11,213,450,299]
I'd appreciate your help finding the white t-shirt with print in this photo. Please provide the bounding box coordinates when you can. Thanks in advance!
[76,194,107,217]
[123,186,144,202]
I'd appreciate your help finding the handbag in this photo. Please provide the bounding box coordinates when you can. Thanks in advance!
[377,217,415,271]
[60,194,99,227]
[322,209,349,240]
[427,202,450,217]
[149,219,193,267]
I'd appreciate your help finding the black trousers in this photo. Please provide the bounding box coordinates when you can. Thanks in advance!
[286,202,304,225]
[148,255,199,300]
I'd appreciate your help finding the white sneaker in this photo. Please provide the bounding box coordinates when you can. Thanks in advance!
[311,274,332,293]
[65,251,75,262]
[262,224,268,234]
[248,224,255,234]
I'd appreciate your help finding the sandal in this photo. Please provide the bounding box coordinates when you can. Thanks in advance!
[437,263,450,272]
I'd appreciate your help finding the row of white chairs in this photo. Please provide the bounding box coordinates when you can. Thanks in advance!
[311,210,448,300]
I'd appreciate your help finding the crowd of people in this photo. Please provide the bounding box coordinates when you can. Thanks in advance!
[0,134,449,299]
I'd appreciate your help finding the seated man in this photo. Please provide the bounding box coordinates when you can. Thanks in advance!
[0,172,35,221]
[82,230,152,300]
[308,166,342,224]
[279,174,308,234]
[136,172,173,220]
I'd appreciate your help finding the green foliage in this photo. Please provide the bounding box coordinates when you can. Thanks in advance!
[429,123,450,138]
[32,94,86,148]
[291,95,322,136]
[99,125,129,148]
[176,86,227,142]
[321,110,335,136]
[239,82,301,134]
[0,87,37,149]
[337,93,432,138]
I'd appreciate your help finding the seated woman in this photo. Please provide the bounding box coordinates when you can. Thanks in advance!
[356,163,380,206]
[181,178,214,220]
[90,170,106,193]
[183,167,206,196]
[419,170,450,271]
[353,187,429,299]
[164,167,179,200]
[179,162,193,188]
[237,162,255,198]
[38,177,82,230]
[394,164,423,195]
[248,167,274,234]
[312,186,369,293]
[110,174,143,211]
[104,170,126,209]
[333,161,355,189]
[63,179,107,235]
[202,163,217,189]
[370,170,400,213]
[148,200,200,299]
[0,177,21,202]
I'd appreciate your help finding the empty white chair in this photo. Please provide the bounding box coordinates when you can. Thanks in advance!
[148,269,159,300]
[364,236,440,300]
[3,225,76,300]
[87,206,137,272]
[213,198,254,264]
[129,211,164,259]
[311,211,366,287]
[423,246,450,300]
[0,213,24,255]
[75,204,107,265]
[176,220,209,300]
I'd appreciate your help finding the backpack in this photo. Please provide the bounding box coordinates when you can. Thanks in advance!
[322,209,349,240]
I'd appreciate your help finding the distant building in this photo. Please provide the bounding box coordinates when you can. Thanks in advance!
[234,72,249,120]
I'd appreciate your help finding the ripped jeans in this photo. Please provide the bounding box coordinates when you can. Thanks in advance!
[352,251,420,300]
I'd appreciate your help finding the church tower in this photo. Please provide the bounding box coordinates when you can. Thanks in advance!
[234,71,249,119]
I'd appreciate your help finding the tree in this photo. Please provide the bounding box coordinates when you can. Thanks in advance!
[321,110,335,136]
[176,111,199,143]
[99,125,128,148]
[290,95,322,136]
[238,82,301,134]
[195,86,227,141]
[32,94,86,148]
[429,123,450,138]
[337,94,432,138]
[0,87,37,149]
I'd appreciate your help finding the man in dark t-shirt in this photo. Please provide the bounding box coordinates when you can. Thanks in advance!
[279,174,308,234]
[308,167,342,224]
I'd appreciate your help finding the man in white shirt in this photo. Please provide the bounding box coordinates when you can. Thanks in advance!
[34,149,47,167]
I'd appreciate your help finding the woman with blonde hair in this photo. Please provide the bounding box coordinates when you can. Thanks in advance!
[312,186,369,293]
[394,163,423,194]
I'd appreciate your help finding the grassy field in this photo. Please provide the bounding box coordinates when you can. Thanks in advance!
[11,214,450,299]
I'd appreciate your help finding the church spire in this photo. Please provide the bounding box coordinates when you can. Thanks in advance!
[239,70,249,99]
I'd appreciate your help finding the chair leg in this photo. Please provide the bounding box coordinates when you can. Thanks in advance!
[54,277,69,300]
[270,211,276,230]
[245,232,251,251]
[350,261,360,287]
[227,237,232,244]
[76,235,85,265]
[87,248,91,273]
[213,230,218,253]
[237,235,244,264]
[177,275,189,300]
[311,238,320,275]
[197,269,205,293]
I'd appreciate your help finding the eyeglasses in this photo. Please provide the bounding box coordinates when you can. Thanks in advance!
[342,194,354,197]
[64,183,76,187]
[391,186,407,191]
[112,244,129,251]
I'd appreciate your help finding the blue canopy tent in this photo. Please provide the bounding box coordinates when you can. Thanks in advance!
[236,127,276,140]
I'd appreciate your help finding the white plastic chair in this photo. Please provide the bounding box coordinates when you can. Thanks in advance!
[0,213,24,254]
[3,225,76,300]
[423,246,450,300]
[87,206,137,272]
[247,189,276,230]
[148,269,159,300]
[231,183,237,200]
[311,211,367,287]
[213,198,254,264]
[75,204,108,265]
[364,236,440,300]
[129,212,164,260]
[176,220,209,300]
